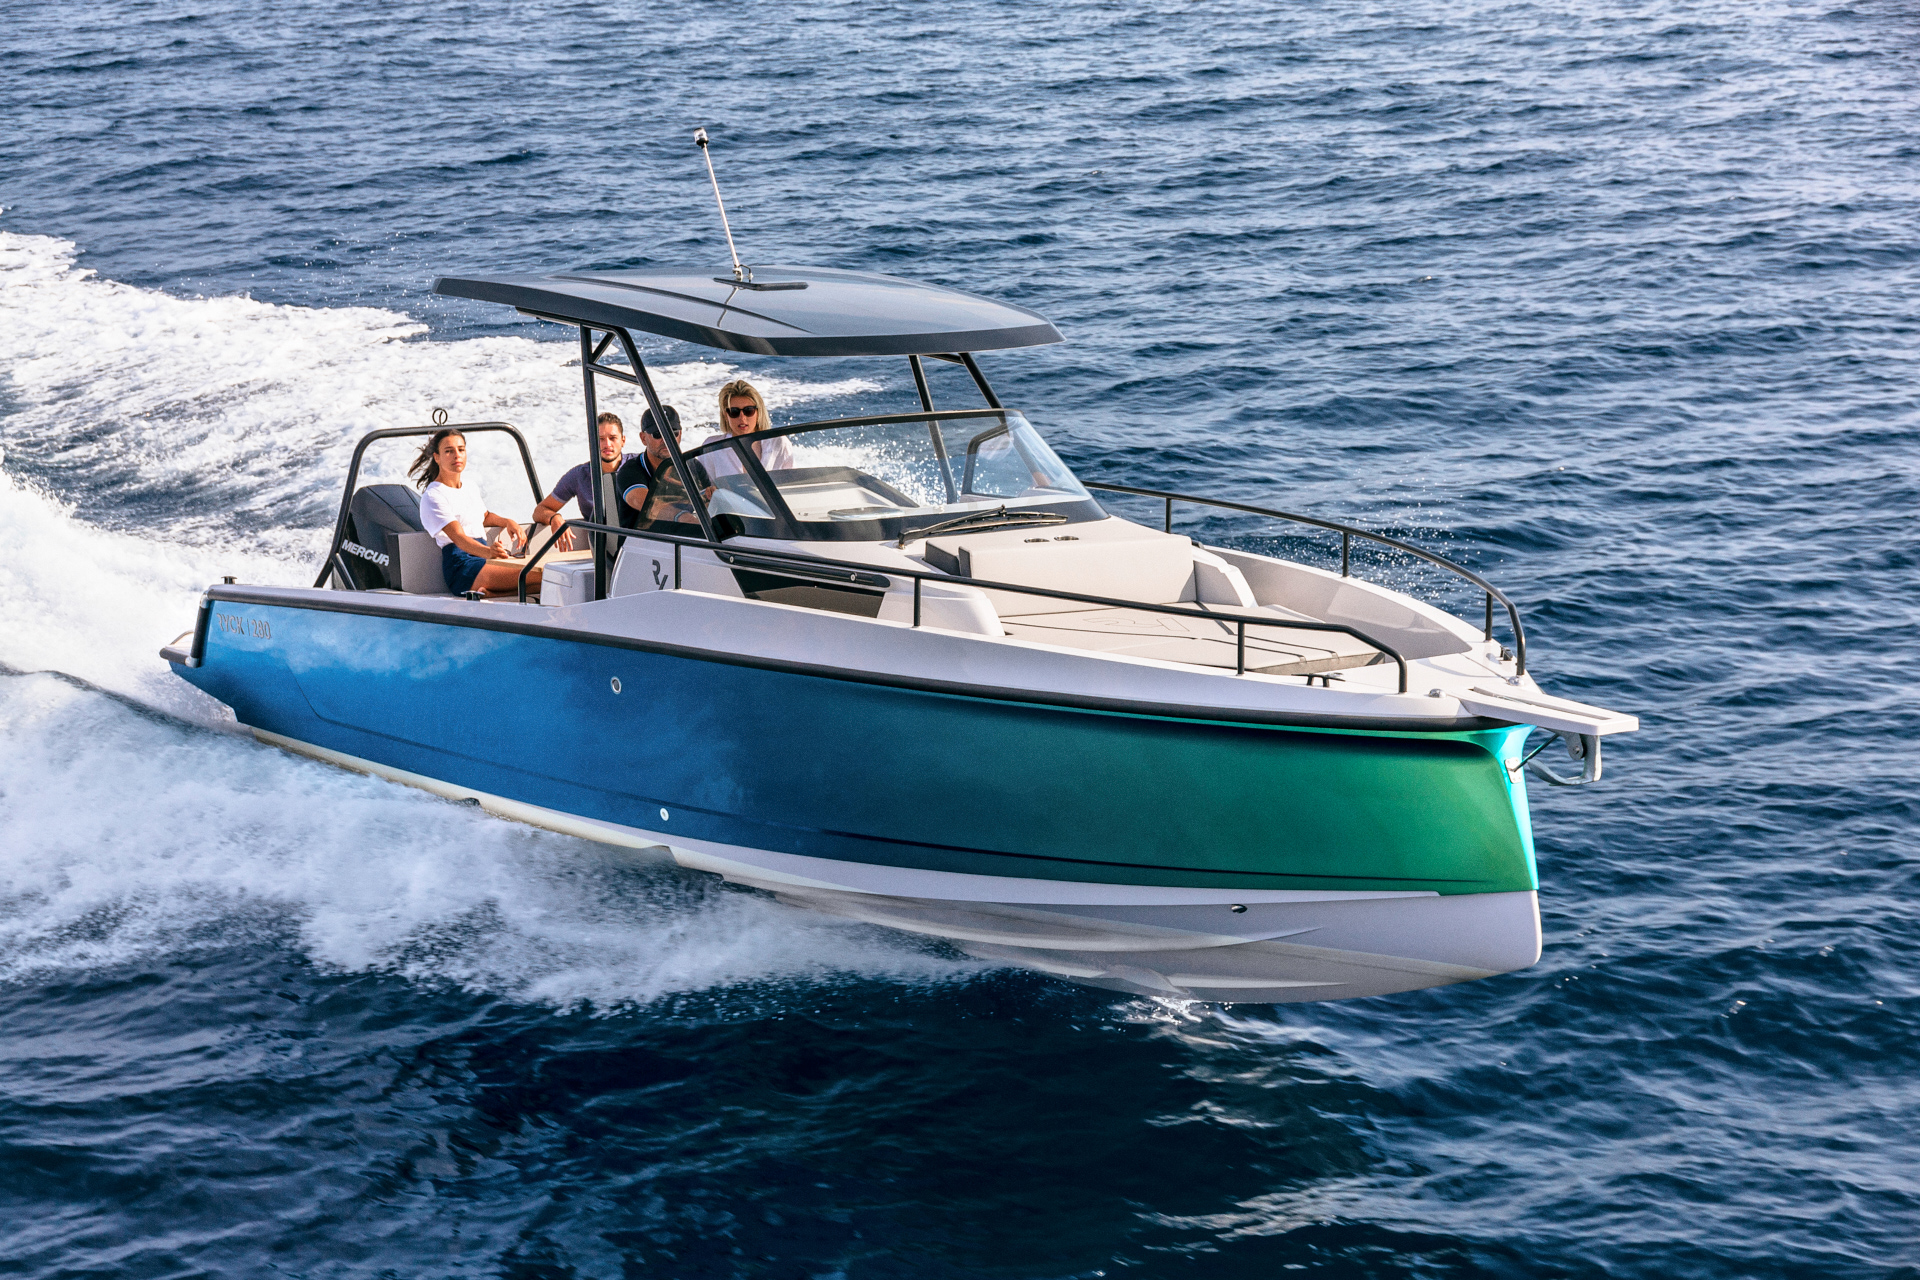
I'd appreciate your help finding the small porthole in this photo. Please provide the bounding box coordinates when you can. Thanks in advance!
[659,808,670,822]
[1230,904,1248,914]
[1054,535,1079,541]
[1025,537,1048,543]
[610,677,622,694]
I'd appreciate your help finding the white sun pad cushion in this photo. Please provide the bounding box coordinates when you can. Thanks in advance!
[924,522,1197,615]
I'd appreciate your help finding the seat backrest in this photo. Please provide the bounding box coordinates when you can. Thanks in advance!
[340,484,424,590]
[390,531,450,594]
[922,518,1198,617]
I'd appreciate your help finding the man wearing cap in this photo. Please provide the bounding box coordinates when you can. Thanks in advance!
[614,406,710,530]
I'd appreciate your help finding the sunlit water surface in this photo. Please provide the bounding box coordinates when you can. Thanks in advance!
[2,1,1918,1275]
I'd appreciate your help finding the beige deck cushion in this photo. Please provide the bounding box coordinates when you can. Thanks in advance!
[922,519,1197,616]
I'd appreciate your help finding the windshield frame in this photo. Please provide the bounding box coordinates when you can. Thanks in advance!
[681,407,1105,543]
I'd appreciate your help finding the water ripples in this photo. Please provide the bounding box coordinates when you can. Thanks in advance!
[4,0,1920,1274]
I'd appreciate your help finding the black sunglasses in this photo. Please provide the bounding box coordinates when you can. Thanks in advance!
[725,404,759,419]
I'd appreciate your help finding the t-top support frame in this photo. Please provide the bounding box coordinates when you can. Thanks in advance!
[546,316,717,599]
[535,316,1011,601]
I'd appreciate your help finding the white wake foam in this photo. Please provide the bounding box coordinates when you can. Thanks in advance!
[0,673,973,1004]
[0,225,885,706]
[0,227,973,1004]
[0,226,879,556]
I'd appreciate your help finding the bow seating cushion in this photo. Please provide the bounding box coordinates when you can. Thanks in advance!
[921,518,1200,616]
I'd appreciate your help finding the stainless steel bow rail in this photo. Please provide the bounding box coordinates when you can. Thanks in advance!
[1083,481,1528,677]
[514,519,1413,692]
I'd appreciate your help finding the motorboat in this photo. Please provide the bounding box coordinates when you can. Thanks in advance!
[163,263,1636,1003]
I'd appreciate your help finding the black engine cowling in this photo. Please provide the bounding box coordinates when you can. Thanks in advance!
[336,484,423,590]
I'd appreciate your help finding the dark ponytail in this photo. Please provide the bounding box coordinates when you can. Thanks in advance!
[409,428,465,488]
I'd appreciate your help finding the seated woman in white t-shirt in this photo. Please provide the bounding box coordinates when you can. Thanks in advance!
[408,428,542,596]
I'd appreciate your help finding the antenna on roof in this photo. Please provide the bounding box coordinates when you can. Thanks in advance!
[693,128,748,284]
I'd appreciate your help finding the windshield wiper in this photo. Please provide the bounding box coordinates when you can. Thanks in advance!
[897,505,1069,548]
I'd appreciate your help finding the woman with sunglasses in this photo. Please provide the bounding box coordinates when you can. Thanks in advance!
[700,378,794,481]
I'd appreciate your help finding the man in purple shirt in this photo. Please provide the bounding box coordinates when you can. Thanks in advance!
[533,412,637,549]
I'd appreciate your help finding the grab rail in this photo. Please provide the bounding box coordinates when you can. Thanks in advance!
[1083,481,1527,677]
[516,519,1411,692]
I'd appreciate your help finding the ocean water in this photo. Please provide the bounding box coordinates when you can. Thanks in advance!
[3,0,1918,1275]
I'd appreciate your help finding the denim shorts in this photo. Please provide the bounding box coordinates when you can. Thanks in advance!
[441,541,489,594]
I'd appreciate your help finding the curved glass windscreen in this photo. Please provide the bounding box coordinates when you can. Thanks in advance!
[680,409,1104,541]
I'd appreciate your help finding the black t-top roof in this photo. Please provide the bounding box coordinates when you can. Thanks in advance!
[432,265,1062,357]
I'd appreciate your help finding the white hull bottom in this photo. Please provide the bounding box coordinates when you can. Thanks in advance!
[256,729,1543,1004]
[771,887,1540,1003]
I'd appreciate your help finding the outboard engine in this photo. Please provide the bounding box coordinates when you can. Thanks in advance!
[336,484,424,590]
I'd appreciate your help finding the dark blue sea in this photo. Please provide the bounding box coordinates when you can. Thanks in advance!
[3,1,1918,1275]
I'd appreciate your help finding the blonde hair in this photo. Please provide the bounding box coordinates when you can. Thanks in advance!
[717,379,770,435]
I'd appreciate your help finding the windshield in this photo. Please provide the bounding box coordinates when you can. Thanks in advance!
[683,409,1103,541]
